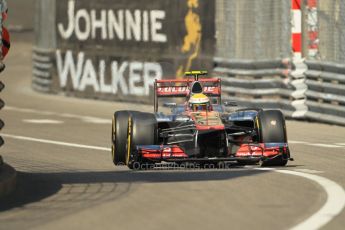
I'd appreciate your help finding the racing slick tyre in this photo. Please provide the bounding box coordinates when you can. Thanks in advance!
[257,110,288,167]
[112,111,139,166]
[126,112,157,169]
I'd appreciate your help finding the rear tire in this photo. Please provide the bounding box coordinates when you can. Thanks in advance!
[257,110,288,167]
[127,112,157,169]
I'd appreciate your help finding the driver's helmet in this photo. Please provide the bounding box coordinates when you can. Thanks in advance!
[189,93,211,112]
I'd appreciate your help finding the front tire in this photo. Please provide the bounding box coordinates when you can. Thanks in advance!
[257,110,288,167]
[127,112,157,169]
[111,111,139,166]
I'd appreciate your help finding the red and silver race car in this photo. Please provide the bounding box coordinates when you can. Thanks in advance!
[111,71,293,169]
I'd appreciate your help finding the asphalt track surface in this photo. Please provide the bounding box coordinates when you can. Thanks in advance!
[1,33,345,230]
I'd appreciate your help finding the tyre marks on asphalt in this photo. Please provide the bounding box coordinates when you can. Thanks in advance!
[0,172,133,230]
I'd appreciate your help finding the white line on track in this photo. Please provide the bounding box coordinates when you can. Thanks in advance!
[4,106,111,124]
[2,132,345,229]
[289,140,308,144]
[23,119,64,124]
[2,133,110,151]
[257,168,345,230]
[289,140,345,149]
[307,143,343,148]
[293,169,324,174]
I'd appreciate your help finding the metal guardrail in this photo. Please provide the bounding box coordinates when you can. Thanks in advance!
[214,58,345,126]
[32,47,53,92]
[213,58,296,117]
[305,61,345,125]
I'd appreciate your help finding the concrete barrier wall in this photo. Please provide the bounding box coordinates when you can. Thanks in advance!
[33,0,345,126]
[6,0,35,31]
[33,0,215,103]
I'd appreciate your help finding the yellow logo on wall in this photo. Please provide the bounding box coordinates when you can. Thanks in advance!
[176,0,202,79]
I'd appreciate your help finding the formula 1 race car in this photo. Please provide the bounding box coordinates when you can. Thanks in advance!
[111,71,293,169]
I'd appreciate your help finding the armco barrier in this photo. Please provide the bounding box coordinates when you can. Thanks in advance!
[304,61,345,125]
[33,0,215,103]
[213,57,296,117]
[214,58,345,126]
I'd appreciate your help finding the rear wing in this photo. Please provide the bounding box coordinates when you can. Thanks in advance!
[154,78,222,112]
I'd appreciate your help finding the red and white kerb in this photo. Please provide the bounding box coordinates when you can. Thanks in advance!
[291,0,302,59]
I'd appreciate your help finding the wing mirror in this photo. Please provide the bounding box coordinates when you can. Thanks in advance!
[223,101,237,107]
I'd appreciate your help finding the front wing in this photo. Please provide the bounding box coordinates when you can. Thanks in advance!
[134,143,290,163]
